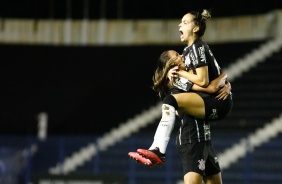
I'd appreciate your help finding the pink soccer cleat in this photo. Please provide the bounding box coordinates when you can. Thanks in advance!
[137,147,165,165]
[128,152,153,166]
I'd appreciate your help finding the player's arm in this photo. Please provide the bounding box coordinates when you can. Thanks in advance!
[177,66,209,87]
[169,69,231,100]
[192,72,227,93]
[192,73,231,100]
[175,44,209,87]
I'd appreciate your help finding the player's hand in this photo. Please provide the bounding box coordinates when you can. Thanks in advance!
[208,73,227,93]
[216,82,232,100]
[167,66,179,81]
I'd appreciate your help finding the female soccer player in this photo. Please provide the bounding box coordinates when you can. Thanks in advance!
[129,9,232,184]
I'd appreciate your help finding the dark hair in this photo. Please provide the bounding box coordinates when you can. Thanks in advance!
[152,51,183,98]
[189,9,211,38]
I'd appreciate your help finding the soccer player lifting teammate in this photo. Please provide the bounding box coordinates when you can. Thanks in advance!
[129,9,233,184]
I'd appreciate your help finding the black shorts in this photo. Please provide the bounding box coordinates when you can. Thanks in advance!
[198,93,233,121]
[176,140,221,176]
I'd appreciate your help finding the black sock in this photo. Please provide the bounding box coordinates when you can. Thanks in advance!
[162,95,178,110]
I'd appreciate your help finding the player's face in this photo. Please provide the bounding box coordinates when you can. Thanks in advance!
[167,50,185,69]
[178,13,198,44]
[167,50,182,61]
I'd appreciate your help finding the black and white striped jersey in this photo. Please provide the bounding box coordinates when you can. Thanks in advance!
[182,38,221,82]
[176,111,211,145]
[175,38,222,144]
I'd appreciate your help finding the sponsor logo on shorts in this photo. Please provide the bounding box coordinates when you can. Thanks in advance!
[214,157,218,163]
[209,109,218,120]
[198,159,205,171]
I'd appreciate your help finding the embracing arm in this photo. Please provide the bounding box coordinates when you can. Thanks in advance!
[192,72,231,100]
[192,73,231,100]
[192,72,227,93]
[176,66,209,87]
[168,66,231,100]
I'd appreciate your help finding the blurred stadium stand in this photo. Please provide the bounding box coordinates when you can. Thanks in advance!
[0,1,282,184]
[0,0,282,20]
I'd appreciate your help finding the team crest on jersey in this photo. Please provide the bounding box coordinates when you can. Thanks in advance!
[198,46,206,63]
[198,159,205,171]
[190,51,196,64]
[184,52,192,66]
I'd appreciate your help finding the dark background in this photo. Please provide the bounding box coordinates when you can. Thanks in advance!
[0,0,282,20]
[0,0,281,135]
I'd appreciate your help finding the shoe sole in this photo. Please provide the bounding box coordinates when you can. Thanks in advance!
[128,152,153,166]
[137,149,164,165]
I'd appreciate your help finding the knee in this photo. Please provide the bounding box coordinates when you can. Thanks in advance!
[163,95,178,109]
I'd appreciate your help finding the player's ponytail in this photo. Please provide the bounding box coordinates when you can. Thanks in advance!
[189,9,211,38]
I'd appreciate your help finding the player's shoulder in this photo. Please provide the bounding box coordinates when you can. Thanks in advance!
[194,38,204,44]
[193,38,208,48]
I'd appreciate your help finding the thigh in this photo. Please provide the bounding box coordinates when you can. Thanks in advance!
[172,93,205,119]
[203,172,223,184]
[184,172,203,184]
